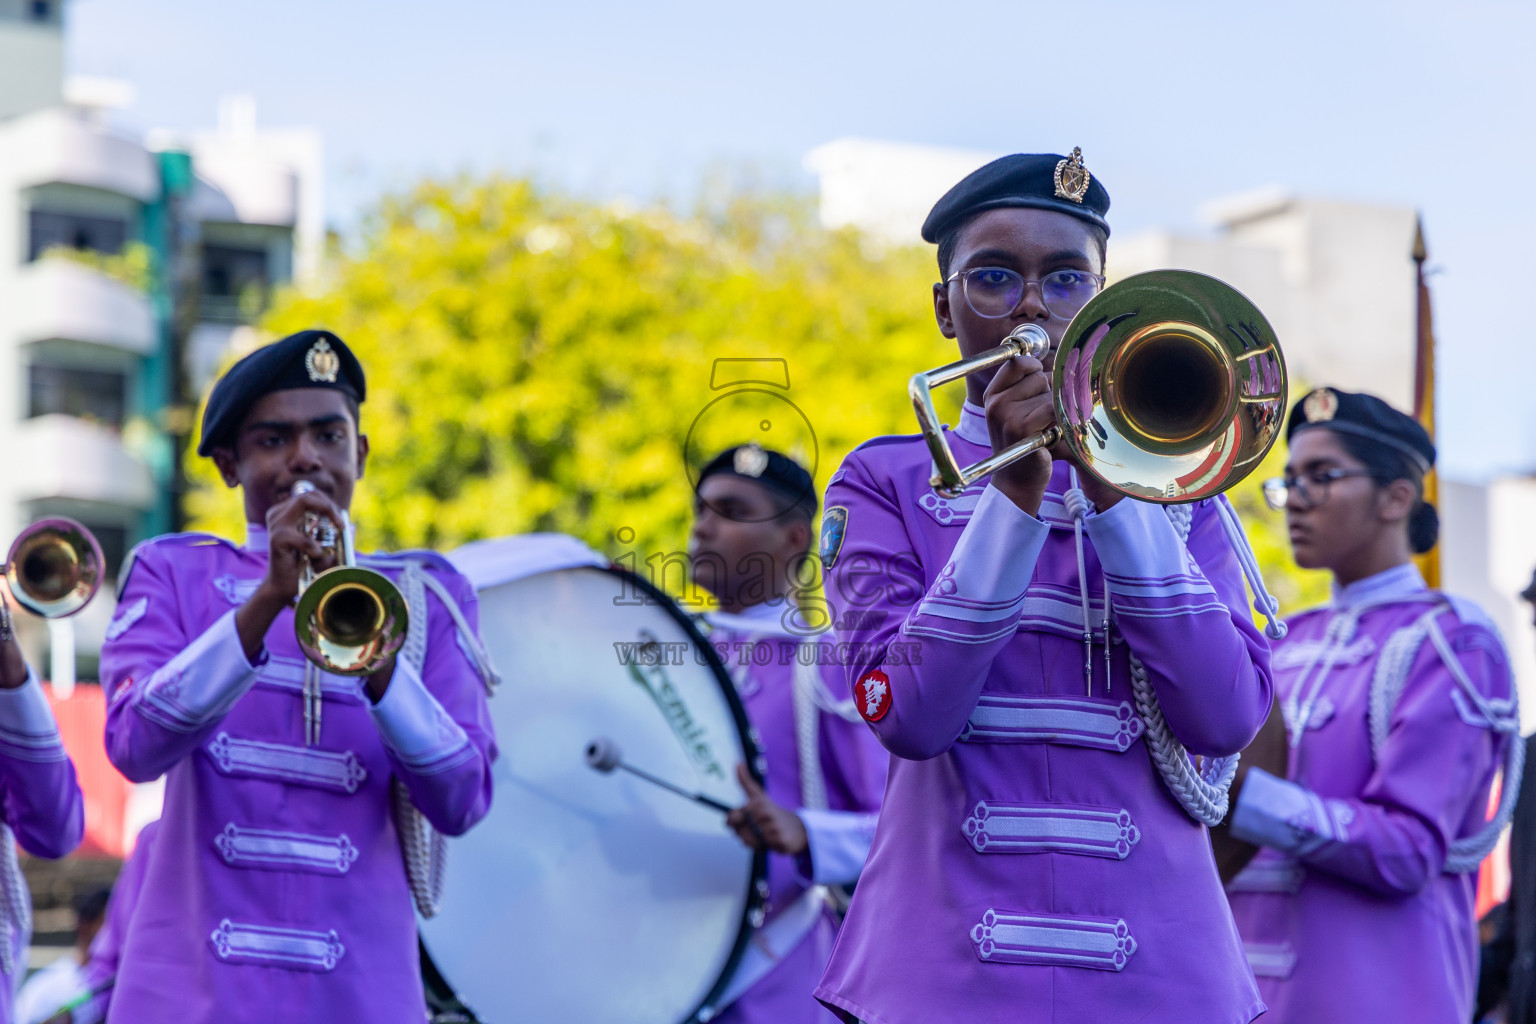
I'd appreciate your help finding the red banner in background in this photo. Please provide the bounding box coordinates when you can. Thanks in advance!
[43,684,134,859]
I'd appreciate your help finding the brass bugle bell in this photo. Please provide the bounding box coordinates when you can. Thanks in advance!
[910,269,1288,503]
[290,481,409,676]
[4,518,104,619]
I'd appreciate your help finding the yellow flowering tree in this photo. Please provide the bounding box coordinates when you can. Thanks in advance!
[185,177,1327,616]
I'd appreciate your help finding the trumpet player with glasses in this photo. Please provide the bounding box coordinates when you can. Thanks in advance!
[98,330,497,1023]
[813,151,1284,1023]
[0,521,89,1023]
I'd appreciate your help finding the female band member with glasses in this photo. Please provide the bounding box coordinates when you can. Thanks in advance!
[1224,387,1520,1024]
[813,151,1275,1024]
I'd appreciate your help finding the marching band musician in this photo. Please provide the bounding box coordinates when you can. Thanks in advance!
[97,330,497,1023]
[813,151,1276,1023]
[690,445,887,1023]
[0,598,85,1023]
[1225,388,1519,1022]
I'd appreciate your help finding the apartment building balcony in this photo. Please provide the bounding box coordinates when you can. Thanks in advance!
[189,151,297,227]
[13,259,156,355]
[0,108,158,202]
[12,415,155,510]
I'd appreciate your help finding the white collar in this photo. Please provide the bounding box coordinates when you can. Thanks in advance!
[1331,563,1427,609]
[706,599,804,637]
[955,401,989,447]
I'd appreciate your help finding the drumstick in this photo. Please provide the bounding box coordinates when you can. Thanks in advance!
[584,738,734,814]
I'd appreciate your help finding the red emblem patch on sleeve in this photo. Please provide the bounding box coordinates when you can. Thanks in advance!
[855,669,892,722]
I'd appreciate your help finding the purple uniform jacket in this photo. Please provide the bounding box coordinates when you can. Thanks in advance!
[1226,564,1514,1022]
[706,604,887,1024]
[71,819,161,1024]
[812,404,1273,1024]
[97,525,497,1024]
[0,668,85,1024]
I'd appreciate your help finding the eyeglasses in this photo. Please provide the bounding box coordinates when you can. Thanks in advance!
[945,267,1105,321]
[1262,468,1376,511]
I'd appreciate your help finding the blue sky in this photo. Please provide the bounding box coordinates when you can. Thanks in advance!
[66,0,1536,480]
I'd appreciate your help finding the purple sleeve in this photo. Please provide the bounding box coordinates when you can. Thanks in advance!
[1230,618,1510,897]
[799,661,889,885]
[0,670,83,859]
[825,453,1049,761]
[367,570,497,836]
[100,547,263,782]
[1083,495,1273,756]
[79,818,160,1010]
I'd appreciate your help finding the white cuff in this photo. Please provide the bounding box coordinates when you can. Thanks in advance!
[910,487,1049,638]
[1229,768,1311,853]
[800,808,878,886]
[0,668,65,762]
[139,610,263,733]
[1080,497,1189,579]
[0,668,57,733]
[368,658,470,772]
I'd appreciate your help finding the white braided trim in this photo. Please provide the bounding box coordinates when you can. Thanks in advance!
[1368,606,1524,874]
[0,822,29,975]
[395,563,446,918]
[1058,493,1237,825]
[1128,649,1238,826]
[792,654,828,813]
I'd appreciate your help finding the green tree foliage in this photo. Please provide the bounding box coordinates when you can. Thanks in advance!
[186,177,1328,616]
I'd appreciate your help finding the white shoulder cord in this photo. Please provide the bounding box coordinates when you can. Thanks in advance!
[1367,605,1524,873]
[1062,479,1235,827]
[1211,497,1288,642]
[392,562,500,919]
[0,822,28,976]
[792,653,830,813]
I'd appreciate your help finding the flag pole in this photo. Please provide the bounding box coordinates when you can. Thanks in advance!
[1412,214,1440,588]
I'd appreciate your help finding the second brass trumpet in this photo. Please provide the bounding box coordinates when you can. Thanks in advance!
[910,269,1287,503]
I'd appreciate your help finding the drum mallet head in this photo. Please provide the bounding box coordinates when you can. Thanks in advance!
[584,737,622,773]
[583,736,734,815]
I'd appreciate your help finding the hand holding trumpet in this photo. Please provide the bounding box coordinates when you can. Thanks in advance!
[235,480,346,662]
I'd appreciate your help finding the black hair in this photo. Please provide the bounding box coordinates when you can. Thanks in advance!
[74,884,111,924]
[1335,431,1439,554]
[936,214,1109,280]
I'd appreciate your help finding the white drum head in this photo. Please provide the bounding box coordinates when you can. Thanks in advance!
[420,559,762,1023]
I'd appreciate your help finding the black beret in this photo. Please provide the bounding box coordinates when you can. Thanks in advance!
[921,148,1111,245]
[1287,388,1435,475]
[198,330,365,456]
[697,445,817,519]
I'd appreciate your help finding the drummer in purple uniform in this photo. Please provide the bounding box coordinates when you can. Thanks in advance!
[690,445,887,1024]
[1225,388,1519,1022]
[98,330,497,1023]
[0,596,86,1023]
[812,151,1277,1024]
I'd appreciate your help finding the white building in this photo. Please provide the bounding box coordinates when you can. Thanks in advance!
[0,3,322,682]
[805,137,1536,725]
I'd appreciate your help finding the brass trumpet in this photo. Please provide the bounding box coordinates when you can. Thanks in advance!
[3,518,103,622]
[291,481,408,676]
[911,269,1287,502]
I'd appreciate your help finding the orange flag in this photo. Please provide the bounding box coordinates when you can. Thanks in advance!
[1412,216,1440,588]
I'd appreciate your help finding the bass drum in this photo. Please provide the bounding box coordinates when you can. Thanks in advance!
[421,534,766,1024]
